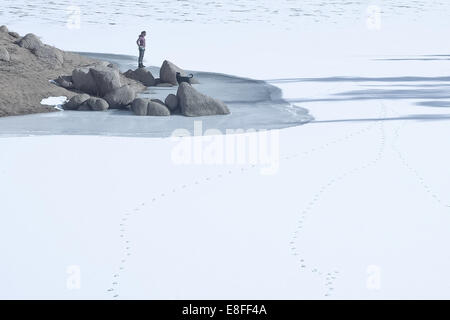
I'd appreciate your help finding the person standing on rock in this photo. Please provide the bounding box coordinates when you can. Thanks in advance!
[136,31,146,68]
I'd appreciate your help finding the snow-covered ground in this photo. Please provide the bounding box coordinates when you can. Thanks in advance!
[1,1,450,299]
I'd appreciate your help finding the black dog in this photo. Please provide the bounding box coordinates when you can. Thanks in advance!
[176,72,194,85]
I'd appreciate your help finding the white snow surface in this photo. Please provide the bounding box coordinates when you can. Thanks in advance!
[1,1,450,299]
[40,96,68,109]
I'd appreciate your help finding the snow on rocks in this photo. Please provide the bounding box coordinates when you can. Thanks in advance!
[40,96,68,111]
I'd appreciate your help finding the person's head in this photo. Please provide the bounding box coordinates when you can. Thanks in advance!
[141,31,146,37]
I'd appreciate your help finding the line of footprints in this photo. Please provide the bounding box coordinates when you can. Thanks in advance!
[290,106,386,297]
[107,106,386,298]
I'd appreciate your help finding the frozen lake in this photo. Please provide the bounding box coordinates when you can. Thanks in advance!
[2,0,450,28]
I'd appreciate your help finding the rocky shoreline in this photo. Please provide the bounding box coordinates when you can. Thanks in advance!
[0,26,230,118]
[0,26,144,117]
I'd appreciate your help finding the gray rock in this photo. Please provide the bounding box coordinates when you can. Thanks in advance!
[160,60,184,85]
[55,75,73,89]
[165,94,179,111]
[8,31,20,38]
[0,47,10,62]
[77,102,92,111]
[124,68,156,86]
[87,97,109,111]
[17,33,43,51]
[89,67,121,96]
[0,25,8,33]
[177,82,230,117]
[151,99,166,106]
[32,45,64,67]
[147,101,170,116]
[159,60,198,85]
[131,98,148,116]
[72,68,98,94]
[104,85,135,109]
[64,94,90,110]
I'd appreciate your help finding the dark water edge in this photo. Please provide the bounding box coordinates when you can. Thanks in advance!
[0,52,313,138]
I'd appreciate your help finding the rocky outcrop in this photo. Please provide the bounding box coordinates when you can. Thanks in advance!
[104,85,135,109]
[131,98,170,116]
[165,94,179,112]
[177,82,230,117]
[63,94,90,110]
[124,68,156,87]
[0,25,8,33]
[0,26,144,117]
[71,66,122,96]
[0,47,10,62]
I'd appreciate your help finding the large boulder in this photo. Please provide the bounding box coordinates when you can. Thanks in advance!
[124,68,156,86]
[131,98,148,116]
[17,33,43,51]
[177,83,230,117]
[160,60,184,85]
[72,68,97,94]
[86,97,109,111]
[32,45,64,67]
[63,94,90,110]
[0,47,10,62]
[104,85,135,109]
[130,98,170,116]
[0,25,8,33]
[165,94,179,111]
[147,101,170,116]
[89,67,121,96]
